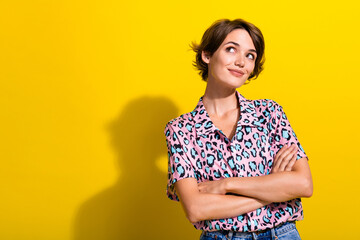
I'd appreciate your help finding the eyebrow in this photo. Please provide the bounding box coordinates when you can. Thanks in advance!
[224,41,257,53]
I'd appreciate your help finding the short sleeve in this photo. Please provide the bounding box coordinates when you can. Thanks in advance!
[164,122,195,201]
[270,103,308,161]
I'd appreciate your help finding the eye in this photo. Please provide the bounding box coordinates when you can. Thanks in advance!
[226,47,236,53]
[247,53,256,60]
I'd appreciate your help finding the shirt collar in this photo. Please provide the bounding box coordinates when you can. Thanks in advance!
[191,91,260,136]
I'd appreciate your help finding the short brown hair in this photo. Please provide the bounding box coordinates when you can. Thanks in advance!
[190,19,265,82]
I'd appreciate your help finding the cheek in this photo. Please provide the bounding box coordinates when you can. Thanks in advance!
[210,57,226,71]
[248,62,256,72]
[223,56,235,65]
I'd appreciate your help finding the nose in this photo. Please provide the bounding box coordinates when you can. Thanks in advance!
[235,55,245,68]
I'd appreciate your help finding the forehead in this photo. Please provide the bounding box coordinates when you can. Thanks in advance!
[221,29,255,49]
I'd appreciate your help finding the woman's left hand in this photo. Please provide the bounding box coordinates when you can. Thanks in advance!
[198,179,227,195]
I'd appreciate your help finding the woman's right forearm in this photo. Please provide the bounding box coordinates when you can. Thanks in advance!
[188,193,270,223]
[174,178,270,224]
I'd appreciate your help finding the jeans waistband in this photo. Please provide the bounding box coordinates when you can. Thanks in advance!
[202,221,296,239]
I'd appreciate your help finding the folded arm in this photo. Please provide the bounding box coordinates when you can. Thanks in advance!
[198,145,313,202]
[224,157,313,202]
[174,178,270,223]
[199,157,313,203]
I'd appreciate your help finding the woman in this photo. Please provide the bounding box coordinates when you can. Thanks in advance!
[164,19,312,240]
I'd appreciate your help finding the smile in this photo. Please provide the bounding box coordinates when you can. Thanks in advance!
[228,69,245,77]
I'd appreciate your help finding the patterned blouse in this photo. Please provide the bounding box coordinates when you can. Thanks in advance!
[164,91,308,232]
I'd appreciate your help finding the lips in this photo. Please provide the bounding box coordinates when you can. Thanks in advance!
[228,68,245,77]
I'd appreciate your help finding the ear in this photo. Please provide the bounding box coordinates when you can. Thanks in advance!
[201,51,211,64]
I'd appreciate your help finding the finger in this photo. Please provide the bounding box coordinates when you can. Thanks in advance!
[284,146,298,171]
[273,144,294,171]
[277,145,297,171]
[281,145,297,161]
[274,144,294,166]
[285,153,297,171]
[273,145,288,171]
[278,156,290,171]
[281,147,298,171]
[273,144,296,173]
[274,144,288,162]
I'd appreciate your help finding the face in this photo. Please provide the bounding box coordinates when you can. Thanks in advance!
[202,29,257,89]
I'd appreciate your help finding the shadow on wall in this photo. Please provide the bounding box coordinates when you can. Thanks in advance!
[72,96,200,240]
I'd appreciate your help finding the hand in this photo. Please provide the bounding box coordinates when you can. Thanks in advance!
[271,144,298,173]
[198,179,227,195]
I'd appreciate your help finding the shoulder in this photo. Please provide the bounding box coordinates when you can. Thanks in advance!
[247,98,284,118]
[164,112,194,136]
[251,98,282,112]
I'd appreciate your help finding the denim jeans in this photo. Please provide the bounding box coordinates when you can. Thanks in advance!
[199,221,301,240]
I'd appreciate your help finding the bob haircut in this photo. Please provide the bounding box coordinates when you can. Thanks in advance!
[191,18,265,82]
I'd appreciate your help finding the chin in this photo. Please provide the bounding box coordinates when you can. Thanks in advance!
[210,74,248,89]
[226,77,248,89]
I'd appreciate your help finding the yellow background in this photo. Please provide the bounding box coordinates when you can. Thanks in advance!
[1,0,359,239]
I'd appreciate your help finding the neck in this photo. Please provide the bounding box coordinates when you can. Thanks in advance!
[203,82,239,117]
